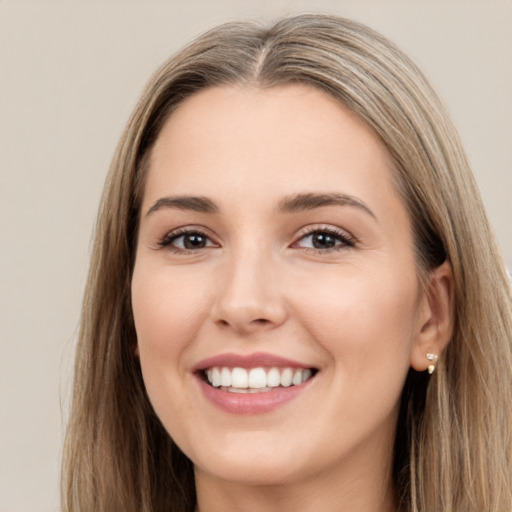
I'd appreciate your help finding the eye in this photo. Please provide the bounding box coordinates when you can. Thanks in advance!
[294,227,355,252]
[159,228,217,252]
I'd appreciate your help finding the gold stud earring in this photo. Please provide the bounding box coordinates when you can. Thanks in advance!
[426,353,438,374]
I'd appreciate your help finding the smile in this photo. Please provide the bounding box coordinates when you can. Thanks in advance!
[204,366,315,393]
[194,353,318,414]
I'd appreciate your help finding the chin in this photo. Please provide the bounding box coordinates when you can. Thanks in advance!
[197,459,302,487]
[191,437,308,486]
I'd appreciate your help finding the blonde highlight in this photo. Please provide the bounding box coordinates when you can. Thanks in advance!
[62,14,512,511]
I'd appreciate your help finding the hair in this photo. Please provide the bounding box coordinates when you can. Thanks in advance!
[62,13,512,512]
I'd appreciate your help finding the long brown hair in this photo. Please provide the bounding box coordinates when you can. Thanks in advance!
[62,14,512,511]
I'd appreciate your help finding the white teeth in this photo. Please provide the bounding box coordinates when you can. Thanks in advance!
[204,366,315,390]
[227,387,250,393]
[302,368,312,382]
[248,368,267,388]
[227,387,272,394]
[280,368,293,387]
[231,367,249,388]
[292,369,303,386]
[220,367,231,387]
[211,367,221,387]
[267,367,281,387]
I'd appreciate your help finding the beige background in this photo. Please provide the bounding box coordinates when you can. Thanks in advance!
[1,1,511,511]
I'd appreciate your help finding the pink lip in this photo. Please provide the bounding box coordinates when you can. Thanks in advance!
[196,376,312,415]
[193,352,316,415]
[193,352,312,371]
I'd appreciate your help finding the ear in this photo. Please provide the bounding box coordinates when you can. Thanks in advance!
[410,261,454,372]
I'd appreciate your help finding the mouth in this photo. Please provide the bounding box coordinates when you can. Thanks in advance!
[194,353,318,414]
[200,366,317,393]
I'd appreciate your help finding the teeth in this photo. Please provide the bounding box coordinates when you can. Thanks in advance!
[292,369,303,386]
[204,366,315,390]
[248,368,266,388]
[267,367,281,387]
[211,367,221,387]
[281,368,293,387]
[231,367,249,388]
[220,367,231,387]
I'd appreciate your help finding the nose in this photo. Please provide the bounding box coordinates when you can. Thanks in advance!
[210,249,287,336]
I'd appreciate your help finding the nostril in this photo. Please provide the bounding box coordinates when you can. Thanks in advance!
[215,316,273,333]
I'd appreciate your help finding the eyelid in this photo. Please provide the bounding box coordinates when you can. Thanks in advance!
[291,224,357,251]
[154,223,356,254]
[157,225,219,252]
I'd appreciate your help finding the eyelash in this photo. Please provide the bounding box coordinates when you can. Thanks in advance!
[158,227,216,253]
[292,225,356,253]
[157,225,356,254]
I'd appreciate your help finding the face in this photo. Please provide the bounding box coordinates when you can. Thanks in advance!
[132,85,428,488]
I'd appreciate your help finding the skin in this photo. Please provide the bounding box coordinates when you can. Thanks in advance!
[131,84,453,512]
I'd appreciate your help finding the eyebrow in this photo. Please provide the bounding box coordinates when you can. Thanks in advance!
[145,192,376,219]
[278,192,376,219]
[145,196,218,216]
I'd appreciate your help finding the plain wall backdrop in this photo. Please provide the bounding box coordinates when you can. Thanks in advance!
[1,1,511,511]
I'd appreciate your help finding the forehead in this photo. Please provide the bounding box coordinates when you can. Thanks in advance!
[150,84,390,169]
[144,84,406,223]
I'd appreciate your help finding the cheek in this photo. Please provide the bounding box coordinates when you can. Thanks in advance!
[130,263,214,446]
[131,263,209,414]
[132,264,206,353]
[294,264,419,375]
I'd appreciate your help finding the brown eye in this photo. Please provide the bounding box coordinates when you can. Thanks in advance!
[295,228,355,252]
[160,230,217,251]
[182,233,208,249]
[311,232,337,249]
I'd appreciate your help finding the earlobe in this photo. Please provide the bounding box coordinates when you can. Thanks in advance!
[410,261,454,372]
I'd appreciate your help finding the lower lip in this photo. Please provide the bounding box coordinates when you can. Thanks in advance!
[196,375,312,415]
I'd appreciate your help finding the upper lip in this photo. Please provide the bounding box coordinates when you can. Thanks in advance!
[193,352,315,372]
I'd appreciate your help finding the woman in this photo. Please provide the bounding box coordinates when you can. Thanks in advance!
[62,14,512,512]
